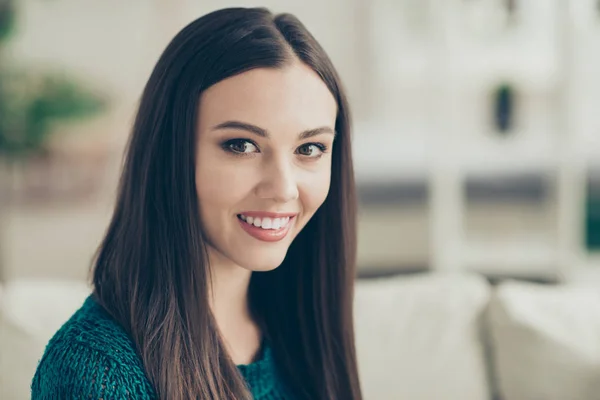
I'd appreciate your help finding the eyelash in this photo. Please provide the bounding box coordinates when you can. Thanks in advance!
[221,139,329,159]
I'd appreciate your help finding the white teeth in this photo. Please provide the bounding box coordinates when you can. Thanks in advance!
[261,217,272,229]
[239,214,292,230]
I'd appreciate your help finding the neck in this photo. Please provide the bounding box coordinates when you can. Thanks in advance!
[207,247,262,365]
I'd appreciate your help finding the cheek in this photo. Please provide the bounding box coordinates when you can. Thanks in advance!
[195,156,256,214]
[299,166,331,213]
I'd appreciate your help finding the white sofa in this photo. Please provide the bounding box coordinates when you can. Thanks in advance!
[2,273,600,400]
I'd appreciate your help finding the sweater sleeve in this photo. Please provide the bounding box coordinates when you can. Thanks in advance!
[31,341,155,400]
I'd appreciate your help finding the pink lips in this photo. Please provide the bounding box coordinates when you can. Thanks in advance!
[237,212,296,242]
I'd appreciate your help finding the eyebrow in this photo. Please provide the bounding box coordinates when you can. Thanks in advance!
[211,120,336,140]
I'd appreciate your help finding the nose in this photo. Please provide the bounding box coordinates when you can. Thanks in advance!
[254,156,299,203]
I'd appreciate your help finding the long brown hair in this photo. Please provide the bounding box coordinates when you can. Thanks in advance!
[91,7,361,399]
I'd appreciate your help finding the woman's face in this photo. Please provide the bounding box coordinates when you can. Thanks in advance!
[195,62,338,272]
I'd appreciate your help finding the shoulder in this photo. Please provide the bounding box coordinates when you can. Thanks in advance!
[31,295,155,399]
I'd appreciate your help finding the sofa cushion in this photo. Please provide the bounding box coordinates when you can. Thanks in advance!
[488,281,600,400]
[354,272,492,400]
[0,279,91,399]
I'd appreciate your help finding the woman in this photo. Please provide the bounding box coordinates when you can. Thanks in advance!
[32,7,361,400]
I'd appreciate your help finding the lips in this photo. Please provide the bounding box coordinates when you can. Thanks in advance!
[237,213,296,242]
[238,214,290,230]
[238,211,298,219]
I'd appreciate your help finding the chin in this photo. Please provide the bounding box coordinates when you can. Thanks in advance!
[236,249,288,272]
[245,264,281,273]
[243,259,285,272]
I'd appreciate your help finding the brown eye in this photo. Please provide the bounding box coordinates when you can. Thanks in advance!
[297,143,326,157]
[224,139,258,154]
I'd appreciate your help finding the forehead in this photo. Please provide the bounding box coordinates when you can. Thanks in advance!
[198,63,337,134]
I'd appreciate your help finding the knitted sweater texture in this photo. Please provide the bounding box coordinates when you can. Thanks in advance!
[31,295,293,399]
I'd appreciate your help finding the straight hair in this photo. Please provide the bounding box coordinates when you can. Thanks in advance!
[92,7,361,399]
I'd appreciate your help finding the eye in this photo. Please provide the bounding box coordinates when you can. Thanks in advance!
[297,143,327,158]
[223,139,259,154]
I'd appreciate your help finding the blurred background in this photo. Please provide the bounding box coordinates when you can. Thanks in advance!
[2,0,600,399]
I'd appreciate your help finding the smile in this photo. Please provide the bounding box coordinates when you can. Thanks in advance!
[238,214,291,230]
[237,214,296,242]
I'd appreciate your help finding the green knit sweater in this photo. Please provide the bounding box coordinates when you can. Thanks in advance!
[31,295,293,399]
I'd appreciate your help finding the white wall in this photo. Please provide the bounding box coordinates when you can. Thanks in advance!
[10,0,368,119]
